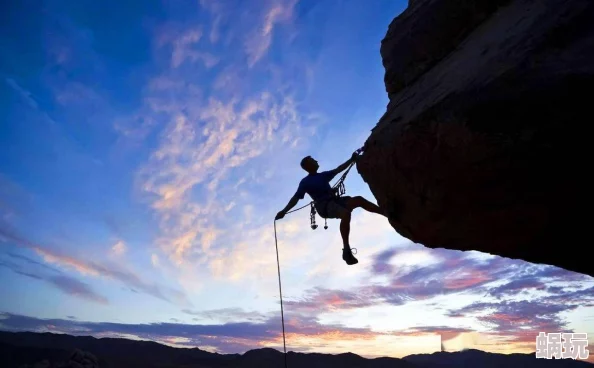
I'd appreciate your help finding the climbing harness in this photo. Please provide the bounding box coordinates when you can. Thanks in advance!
[272,147,363,368]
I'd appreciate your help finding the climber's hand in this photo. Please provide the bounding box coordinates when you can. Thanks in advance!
[275,211,286,221]
[351,151,361,162]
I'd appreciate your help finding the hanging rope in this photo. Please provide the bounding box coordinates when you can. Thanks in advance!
[273,220,288,368]
[272,147,363,367]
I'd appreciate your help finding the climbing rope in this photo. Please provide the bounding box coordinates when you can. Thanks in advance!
[272,147,363,367]
[273,220,288,368]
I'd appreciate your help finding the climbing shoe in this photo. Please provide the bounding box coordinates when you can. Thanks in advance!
[342,248,358,265]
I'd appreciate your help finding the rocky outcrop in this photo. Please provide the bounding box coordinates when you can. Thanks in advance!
[358,0,593,276]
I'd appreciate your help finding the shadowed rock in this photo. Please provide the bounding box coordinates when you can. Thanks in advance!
[358,0,593,276]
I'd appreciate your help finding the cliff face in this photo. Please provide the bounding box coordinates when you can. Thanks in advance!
[358,0,593,276]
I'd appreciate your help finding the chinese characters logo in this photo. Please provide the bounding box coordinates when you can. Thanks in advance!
[536,332,589,360]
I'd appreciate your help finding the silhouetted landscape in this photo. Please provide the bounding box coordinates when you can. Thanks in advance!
[1,331,591,368]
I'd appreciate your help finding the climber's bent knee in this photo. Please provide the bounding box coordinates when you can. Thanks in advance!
[339,210,351,221]
[344,196,364,210]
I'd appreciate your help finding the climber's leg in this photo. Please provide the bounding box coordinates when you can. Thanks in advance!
[319,199,352,247]
[338,210,351,248]
[339,210,358,265]
[318,198,358,265]
[345,196,385,216]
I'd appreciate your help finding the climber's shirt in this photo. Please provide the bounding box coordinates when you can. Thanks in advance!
[294,171,338,202]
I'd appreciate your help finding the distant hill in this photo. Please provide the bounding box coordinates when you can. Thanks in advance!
[403,348,593,367]
[0,331,591,368]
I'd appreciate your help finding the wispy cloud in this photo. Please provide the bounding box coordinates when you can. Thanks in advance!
[0,224,189,306]
[48,275,109,305]
[156,26,220,69]
[110,240,127,257]
[0,257,108,304]
[284,242,594,351]
[134,31,313,273]
[182,308,269,323]
[243,0,298,67]
[4,78,39,110]
[0,311,414,356]
[444,298,593,353]
[5,252,62,274]
[35,247,189,306]
[284,287,374,312]
[397,326,473,342]
[151,254,160,268]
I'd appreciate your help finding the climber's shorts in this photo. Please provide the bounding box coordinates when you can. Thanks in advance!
[315,196,352,219]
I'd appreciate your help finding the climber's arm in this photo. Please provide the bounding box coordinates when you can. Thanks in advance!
[276,182,306,220]
[328,152,359,178]
[275,195,300,220]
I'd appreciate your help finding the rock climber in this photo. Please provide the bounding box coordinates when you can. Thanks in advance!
[275,150,386,265]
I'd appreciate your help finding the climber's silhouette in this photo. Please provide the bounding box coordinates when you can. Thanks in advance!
[275,152,386,265]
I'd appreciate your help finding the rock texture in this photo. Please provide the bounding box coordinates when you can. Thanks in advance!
[358,0,593,276]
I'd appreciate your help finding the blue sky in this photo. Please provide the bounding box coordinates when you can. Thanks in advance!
[1,0,593,361]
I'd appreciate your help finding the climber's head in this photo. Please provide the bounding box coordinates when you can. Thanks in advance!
[300,156,319,174]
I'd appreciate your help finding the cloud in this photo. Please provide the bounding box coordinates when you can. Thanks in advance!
[487,278,546,298]
[244,0,298,67]
[48,275,109,305]
[5,252,62,274]
[156,26,220,69]
[5,78,39,110]
[35,247,189,306]
[287,245,515,313]
[397,326,473,342]
[0,311,380,355]
[366,244,592,305]
[0,259,43,280]
[541,286,594,306]
[54,81,103,109]
[370,248,399,276]
[445,285,594,350]
[110,240,127,257]
[182,308,269,323]
[100,0,318,297]
[284,287,374,313]
[3,304,583,358]
[151,254,160,268]
[137,86,306,268]
[447,300,580,348]
[197,0,297,67]
[169,29,203,68]
[198,0,228,44]
[283,242,594,351]
[0,257,108,304]
[0,224,189,306]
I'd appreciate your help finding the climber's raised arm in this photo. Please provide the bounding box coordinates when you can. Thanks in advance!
[328,152,359,178]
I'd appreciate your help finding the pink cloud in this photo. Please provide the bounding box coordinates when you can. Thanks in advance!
[0,225,189,306]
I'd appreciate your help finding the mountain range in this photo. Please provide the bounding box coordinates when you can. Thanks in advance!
[0,331,591,367]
